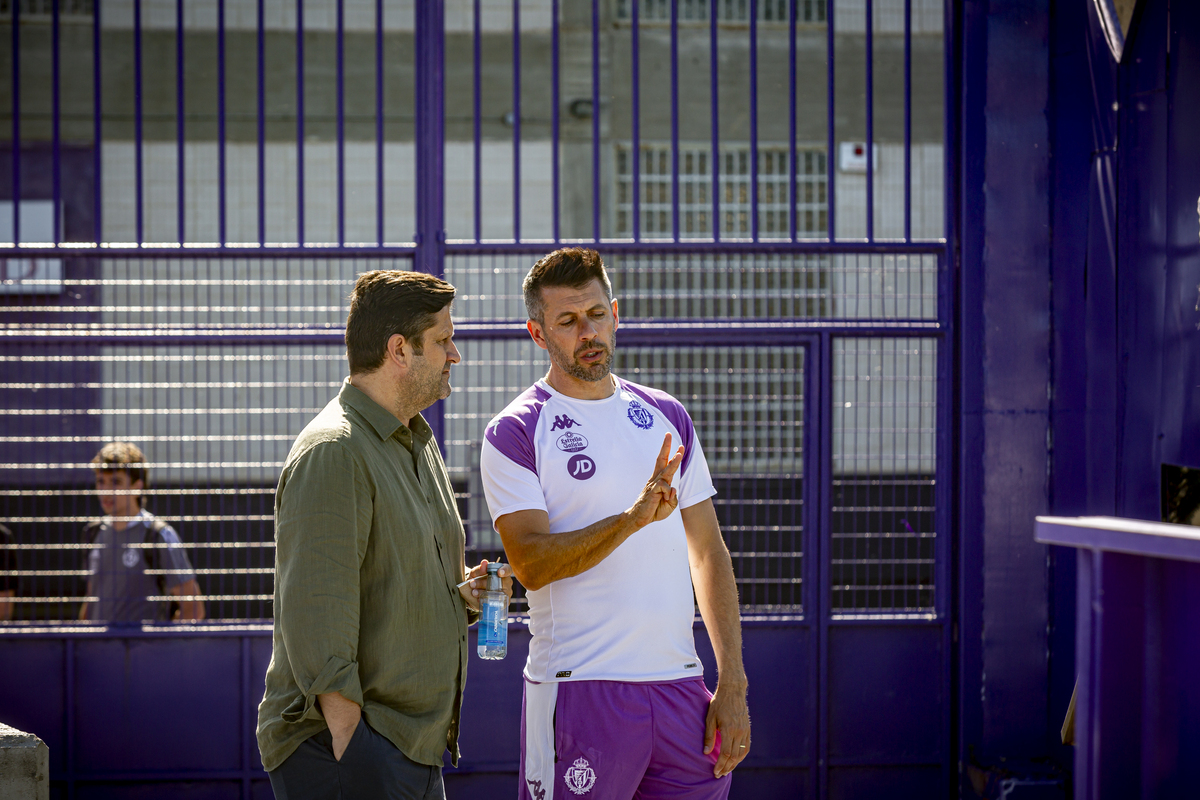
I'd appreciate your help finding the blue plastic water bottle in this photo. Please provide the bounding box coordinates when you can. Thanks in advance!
[477,562,508,660]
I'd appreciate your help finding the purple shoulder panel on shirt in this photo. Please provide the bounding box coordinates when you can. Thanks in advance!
[484,383,551,476]
[620,378,698,476]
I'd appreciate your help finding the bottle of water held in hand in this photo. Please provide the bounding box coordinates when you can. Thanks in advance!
[477,562,508,660]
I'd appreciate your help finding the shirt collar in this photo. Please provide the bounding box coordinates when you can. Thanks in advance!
[339,378,433,448]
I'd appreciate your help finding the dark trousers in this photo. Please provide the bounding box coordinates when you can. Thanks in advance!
[268,719,446,800]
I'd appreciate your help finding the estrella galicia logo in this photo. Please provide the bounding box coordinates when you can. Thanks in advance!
[626,400,654,430]
[551,414,581,431]
[567,454,596,480]
[556,432,589,453]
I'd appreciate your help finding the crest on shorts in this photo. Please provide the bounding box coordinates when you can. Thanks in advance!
[563,757,597,795]
[626,400,654,430]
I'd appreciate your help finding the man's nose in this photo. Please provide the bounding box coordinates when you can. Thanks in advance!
[446,341,461,364]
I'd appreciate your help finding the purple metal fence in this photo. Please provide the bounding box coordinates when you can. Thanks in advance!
[0,1,956,797]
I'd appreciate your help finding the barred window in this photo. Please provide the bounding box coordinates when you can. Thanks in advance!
[616,0,826,24]
[616,144,828,239]
[0,0,92,17]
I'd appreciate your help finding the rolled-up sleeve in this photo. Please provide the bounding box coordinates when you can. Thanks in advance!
[274,441,371,722]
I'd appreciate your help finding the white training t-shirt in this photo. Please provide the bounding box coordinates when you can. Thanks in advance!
[479,376,717,683]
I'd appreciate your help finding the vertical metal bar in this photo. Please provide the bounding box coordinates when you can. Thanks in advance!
[93,0,102,245]
[816,329,833,800]
[512,0,521,242]
[414,0,446,446]
[750,0,759,241]
[631,0,641,241]
[591,0,601,242]
[53,0,62,244]
[375,0,384,246]
[336,0,345,247]
[473,0,482,242]
[179,0,187,244]
[710,0,719,242]
[296,0,306,246]
[218,0,227,246]
[11,0,19,246]
[825,0,835,241]
[789,0,797,241]
[552,0,561,243]
[904,0,912,241]
[936,262,955,794]
[865,0,874,241]
[415,0,445,276]
[670,0,679,242]
[241,635,252,800]
[801,335,821,800]
[134,0,144,244]
[258,0,266,246]
[65,638,75,800]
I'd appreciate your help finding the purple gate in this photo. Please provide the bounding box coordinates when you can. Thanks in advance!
[0,1,955,797]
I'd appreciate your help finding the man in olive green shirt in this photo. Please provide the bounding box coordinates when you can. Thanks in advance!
[258,270,511,800]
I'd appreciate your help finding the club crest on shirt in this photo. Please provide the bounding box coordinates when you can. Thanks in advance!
[556,432,589,453]
[122,547,141,568]
[626,400,654,430]
[564,757,597,795]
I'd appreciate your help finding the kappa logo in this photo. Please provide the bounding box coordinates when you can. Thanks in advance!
[526,778,547,800]
[626,400,654,430]
[550,414,581,431]
[567,454,595,481]
[563,757,597,795]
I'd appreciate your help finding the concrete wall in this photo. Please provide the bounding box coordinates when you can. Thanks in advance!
[0,723,49,800]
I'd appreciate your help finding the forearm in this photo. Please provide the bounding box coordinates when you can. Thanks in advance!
[171,580,206,621]
[504,511,642,591]
[79,581,91,621]
[683,500,747,687]
[317,690,361,759]
[0,589,13,621]
[692,547,747,687]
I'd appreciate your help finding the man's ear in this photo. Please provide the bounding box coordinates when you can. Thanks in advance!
[385,333,410,371]
[611,298,619,331]
[527,319,549,351]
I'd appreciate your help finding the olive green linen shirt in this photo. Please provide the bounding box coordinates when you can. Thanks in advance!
[256,379,473,772]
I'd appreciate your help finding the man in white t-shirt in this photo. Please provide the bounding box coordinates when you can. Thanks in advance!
[480,248,750,799]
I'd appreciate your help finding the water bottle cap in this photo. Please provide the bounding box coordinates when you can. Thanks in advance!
[486,562,505,591]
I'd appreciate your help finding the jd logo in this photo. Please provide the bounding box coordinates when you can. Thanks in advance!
[567,455,595,480]
[551,415,581,431]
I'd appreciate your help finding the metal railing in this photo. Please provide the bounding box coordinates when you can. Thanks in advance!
[2,0,950,626]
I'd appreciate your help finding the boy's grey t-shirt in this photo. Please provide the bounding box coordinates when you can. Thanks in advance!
[86,510,196,623]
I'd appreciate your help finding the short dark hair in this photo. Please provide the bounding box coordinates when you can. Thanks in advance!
[345,270,457,374]
[522,248,613,323]
[91,442,149,505]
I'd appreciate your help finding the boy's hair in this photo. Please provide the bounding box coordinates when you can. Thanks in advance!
[345,270,457,375]
[91,442,149,506]
[522,248,613,324]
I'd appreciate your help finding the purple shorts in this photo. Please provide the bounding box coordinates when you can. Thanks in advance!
[519,677,732,800]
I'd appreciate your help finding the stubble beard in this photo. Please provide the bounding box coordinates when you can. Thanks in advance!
[398,353,451,414]
[547,332,615,383]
